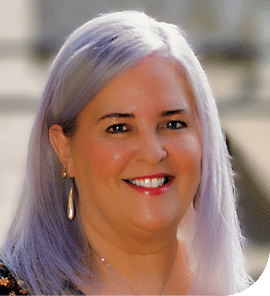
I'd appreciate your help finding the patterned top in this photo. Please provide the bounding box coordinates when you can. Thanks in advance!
[0,262,84,295]
[0,262,28,295]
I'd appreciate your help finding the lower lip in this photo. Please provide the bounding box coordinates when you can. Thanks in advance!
[125,179,174,196]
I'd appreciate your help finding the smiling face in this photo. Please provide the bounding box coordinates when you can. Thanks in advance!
[54,56,202,243]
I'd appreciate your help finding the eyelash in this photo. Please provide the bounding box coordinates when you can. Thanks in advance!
[106,124,129,134]
[163,121,187,130]
[106,121,187,134]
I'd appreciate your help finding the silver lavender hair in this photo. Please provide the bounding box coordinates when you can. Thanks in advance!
[0,11,251,294]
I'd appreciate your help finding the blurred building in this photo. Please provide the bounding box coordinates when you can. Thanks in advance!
[32,0,269,60]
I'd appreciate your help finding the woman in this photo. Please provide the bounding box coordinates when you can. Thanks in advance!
[0,11,252,295]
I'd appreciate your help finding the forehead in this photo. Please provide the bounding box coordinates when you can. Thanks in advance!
[82,56,197,118]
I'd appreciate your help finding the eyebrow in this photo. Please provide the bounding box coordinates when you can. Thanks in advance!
[98,113,135,122]
[160,109,187,117]
[97,109,187,122]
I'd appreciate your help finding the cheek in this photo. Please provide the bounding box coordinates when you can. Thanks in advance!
[169,134,202,177]
[78,138,132,178]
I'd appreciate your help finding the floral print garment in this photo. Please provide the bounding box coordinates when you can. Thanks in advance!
[0,262,28,295]
[0,261,85,295]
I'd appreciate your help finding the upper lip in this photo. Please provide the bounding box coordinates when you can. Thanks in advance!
[124,173,173,180]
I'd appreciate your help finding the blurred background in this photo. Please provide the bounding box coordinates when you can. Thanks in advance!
[0,0,269,285]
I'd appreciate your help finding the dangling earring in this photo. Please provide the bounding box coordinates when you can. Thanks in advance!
[67,179,75,220]
[60,167,75,220]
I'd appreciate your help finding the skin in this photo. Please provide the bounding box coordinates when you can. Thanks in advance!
[49,56,202,294]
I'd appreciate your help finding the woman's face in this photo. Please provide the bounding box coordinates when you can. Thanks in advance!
[67,57,201,238]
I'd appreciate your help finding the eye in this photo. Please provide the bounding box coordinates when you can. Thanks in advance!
[106,124,128,134]
[164,121,187,130]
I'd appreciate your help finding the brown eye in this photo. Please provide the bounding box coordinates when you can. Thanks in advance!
[106,124,128,134]
[165,121,187,130]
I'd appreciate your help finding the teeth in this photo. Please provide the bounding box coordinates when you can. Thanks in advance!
[129,177,166,188]
[144,179,151,188]
[152,178,158,187]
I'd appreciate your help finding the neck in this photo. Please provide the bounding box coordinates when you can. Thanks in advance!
[90,241,178,295]
[77,204,192,294]
[92,242,178,295]
[83,212,178,265]
[79,222,191,295]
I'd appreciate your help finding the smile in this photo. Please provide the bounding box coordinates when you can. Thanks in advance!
[123,174,174,196]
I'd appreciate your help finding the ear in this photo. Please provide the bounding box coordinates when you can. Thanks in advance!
[49,124,76,178]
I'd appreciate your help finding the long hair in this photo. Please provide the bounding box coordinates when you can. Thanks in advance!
[1,11,251,295]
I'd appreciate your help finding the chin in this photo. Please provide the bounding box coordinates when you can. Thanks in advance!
[126,208,182,235]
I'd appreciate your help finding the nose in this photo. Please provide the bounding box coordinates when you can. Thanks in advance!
[134,131,168,165]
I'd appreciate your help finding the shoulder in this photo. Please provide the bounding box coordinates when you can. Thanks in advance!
[0,261,29,295]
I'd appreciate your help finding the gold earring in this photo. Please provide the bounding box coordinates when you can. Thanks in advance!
[61,167,67,179]
[67,179,75,220]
